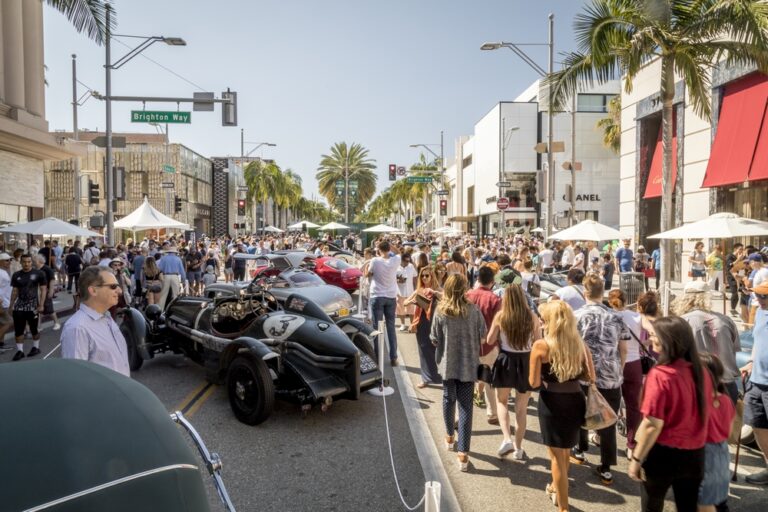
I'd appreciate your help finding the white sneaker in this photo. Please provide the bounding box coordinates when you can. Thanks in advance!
[512,448,526,461]
[398,325,408,332]
[497,440,514,458]
[52,323,61,331]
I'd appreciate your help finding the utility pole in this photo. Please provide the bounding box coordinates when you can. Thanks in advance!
[72,54,80,226]
[344,153,350,224]
[500,118,506,239]
[546,13,555,239]
[104,3,114,244]
[570,90,577,225]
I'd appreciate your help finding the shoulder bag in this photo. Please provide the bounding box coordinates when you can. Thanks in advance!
[622,321,656,375]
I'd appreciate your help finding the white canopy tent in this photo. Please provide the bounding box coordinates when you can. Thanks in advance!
[288,220,320,230]
[362,224,399,233]
[549,220,622,242]
[318,222,350,231]
[263,225,284,233]
[0,217,103,238]
[649,212,768,239]
[113,198,189,231]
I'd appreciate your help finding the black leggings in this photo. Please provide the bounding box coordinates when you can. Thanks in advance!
[641,444,704,512]
[67,272,80,292]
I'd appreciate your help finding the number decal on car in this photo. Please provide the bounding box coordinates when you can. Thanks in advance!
[263,314,306,340]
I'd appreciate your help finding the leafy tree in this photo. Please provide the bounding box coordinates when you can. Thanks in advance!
[316,142,377,221]
[46,0,115,45]
[597,96,621,154]
[244,159,283,233]
[546,0,768,291]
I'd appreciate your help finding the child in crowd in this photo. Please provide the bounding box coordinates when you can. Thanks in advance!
[202,265,217,291]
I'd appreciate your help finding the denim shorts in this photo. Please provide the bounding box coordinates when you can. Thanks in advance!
[698,441,730,505]
[692,268,706,278]
[744,381,768,429]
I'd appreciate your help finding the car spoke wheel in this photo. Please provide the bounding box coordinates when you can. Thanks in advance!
[120,324,143,372]
[226,356,274,425]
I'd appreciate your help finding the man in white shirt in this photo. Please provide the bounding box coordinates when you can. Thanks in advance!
[367,241,401,365]
[396,253,418,331]
[587,241,601,266]
[560,241,575,270]
[551,267,587,311]
[573,246,586,272]
[539,243,555,273]
[0,253,13,347]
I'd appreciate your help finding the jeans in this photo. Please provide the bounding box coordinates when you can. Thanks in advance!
[641,443,704,512]
[443,379,474,453]
[578,386,622,468]
[371,296,398,361]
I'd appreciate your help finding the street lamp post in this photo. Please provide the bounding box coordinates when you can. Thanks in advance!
[481,13,555,239]
[240,130,276,234]
[409,130,444,233]
[103,3,186,244]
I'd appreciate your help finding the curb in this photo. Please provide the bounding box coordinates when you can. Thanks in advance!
[393,347,462,512]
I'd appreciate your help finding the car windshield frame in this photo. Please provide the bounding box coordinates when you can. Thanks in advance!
[288,271,325,287]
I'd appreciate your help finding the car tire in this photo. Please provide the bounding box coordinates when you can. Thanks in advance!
[121,323,144,372]
[226,355,274,426]
[351,332,376,361]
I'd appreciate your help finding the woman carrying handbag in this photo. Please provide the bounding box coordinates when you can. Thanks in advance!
[405,266,443,388]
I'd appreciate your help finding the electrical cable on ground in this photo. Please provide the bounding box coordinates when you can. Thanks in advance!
[381,385,426,511]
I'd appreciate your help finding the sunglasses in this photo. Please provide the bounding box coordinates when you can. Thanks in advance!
[757,294,768,300]
[96,284,120,290]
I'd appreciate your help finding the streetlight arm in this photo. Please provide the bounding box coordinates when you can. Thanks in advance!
[409,143,440,161]
[110,37,163,69]
[244,143,276,158]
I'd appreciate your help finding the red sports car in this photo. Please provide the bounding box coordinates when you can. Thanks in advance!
[314,256,362,292]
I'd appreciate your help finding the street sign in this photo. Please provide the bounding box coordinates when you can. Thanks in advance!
[131,110,191,124]
[90,136,126,148]
[397,166,406,176]
[160,182,175,189]
[496,181,511,188]
[497,197,509,210]
[407,176,433,183]
[162,164,175,173]
[436,190,449,196]
[192,92,215,112]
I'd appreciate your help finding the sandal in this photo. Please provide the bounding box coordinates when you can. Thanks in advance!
[545,484,557,507]
[416,382,428,389]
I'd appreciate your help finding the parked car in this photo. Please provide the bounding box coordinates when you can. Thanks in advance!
[2,359,235,511]
[314,256,363,292]
[122,285,380,426]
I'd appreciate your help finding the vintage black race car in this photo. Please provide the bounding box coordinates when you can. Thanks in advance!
[122,284,380,426]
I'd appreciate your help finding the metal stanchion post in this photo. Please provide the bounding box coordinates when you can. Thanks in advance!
[367,320,394,396]
[424,482,441,512]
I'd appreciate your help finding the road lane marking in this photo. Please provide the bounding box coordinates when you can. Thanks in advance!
[175,381,209,413]
[44,343,61,359]
[184,384,217,418]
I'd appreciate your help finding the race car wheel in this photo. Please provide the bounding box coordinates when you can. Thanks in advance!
[120,323,144,372]
[351,332,376,361]
[226,356,275,426]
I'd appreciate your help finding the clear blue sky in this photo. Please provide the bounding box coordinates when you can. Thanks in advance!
[43,0,587,202]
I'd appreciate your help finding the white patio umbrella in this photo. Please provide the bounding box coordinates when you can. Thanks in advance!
[288,220,320,230]
[318,222,350,231]
[113,197,189,231]
[0,217,103,238]
[649,212,768,239]
[362,224,399,233]
[262,225,284,233]
[432,226,461,234]
[531,227,545,233]
[549,220,622,242]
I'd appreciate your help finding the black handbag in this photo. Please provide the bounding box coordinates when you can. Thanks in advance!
[477,364,493,383]
[622,319,656,375]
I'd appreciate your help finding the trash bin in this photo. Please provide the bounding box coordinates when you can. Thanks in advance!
[620,272,645,307]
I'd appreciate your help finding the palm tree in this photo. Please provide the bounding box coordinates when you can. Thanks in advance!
[244,159,283,234]
[279,169,303,227]
[596,96,621,154]
[46,0,114,45]
[546,0,768,292]
[316,142,377,222]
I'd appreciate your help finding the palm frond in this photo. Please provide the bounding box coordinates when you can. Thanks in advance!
[46,0,114,45]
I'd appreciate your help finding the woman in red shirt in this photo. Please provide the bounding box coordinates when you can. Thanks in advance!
[629,315,713,512]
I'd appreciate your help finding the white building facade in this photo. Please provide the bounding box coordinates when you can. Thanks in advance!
[444,80,621,236]
[619,59,768,280]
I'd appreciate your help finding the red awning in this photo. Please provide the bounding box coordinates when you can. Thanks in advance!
[643,114,677,199]
[702,73,768,188]
[749,92,768,182]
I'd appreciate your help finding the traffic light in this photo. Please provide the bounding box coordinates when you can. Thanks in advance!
[237,199,246,216]
[174,195,182,213]
[388,164,396,181]
[439,199,447,216]
[221,89,238,127]
[88,180,99,205]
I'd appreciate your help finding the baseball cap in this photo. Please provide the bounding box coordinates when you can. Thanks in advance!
[110,257,124,265]
[748,253,764,263]
[684,281,710,294]
[0,252,11,261]
[495,268,522,288]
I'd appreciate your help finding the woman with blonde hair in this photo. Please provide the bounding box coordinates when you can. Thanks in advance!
[530,301,595,510]
[431,273,486,472]
[405,266,444,388]
[486,285,540,460]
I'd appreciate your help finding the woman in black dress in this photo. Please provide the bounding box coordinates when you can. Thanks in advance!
[405,266,443,388]
[530,300,595,511]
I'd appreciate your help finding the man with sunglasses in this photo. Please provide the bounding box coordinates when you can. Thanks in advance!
[742,281,768,484]
[60,266,129,376]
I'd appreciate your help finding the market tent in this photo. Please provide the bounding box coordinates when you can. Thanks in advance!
[531,227,545,233]
[362,224,399,233]
[549,220,622,242]
[113,197,189,231]
[318,222,350,231]
[263,225,284,233]
[288,220,320,230]
[0,217,103,238]
[649,212,768,239]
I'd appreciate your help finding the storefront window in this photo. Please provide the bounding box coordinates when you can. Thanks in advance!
[721,181,768,248]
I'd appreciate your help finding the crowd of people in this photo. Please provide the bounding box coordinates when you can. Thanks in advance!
[358,232,768,512]
[2,228,767,512]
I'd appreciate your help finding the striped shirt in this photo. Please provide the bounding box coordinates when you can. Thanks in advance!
[60,304,130,377]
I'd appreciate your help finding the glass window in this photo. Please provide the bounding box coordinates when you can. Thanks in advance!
[289,272,325,287]
[577,94,615,113]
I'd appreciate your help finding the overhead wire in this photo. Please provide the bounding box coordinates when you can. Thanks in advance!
[111,36,208,92]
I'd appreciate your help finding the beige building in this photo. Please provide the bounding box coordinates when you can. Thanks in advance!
[46,131,212,237]
[0,0,81,236]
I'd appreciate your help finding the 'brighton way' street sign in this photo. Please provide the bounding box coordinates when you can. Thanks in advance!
[407,176,433,183]
[131,111,191,124]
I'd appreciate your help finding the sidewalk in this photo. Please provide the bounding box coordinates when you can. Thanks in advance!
[1,286,76,346]
[395,330,767,512]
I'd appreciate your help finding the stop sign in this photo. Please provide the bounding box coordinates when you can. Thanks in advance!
[497,197,509,210]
